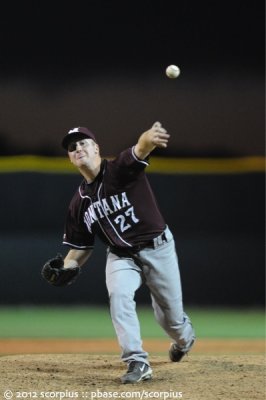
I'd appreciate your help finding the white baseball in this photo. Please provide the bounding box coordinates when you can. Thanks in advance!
[166,65,180,79]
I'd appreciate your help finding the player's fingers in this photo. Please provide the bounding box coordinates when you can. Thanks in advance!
[152,134,169,147]
[155,132,170,140]
[153,123,167,135]
[158,138,169,145]
[156,142,168,148]
[157,128,167,135]
[152,121,162,128]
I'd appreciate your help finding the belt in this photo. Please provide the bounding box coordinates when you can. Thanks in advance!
[131,231,167,252]
[109,231,168,269]
[110,231,168,257]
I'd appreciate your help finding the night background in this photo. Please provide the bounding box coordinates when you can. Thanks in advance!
[0,0,264,306]
[0,0,264,156]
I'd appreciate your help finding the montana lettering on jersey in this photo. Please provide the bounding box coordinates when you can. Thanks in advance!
[84,191,139,233]
[63,148,166,249]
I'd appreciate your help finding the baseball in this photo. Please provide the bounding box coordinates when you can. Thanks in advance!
[166,65,180,79]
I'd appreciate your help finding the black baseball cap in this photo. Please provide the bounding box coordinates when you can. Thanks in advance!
[62,127,97,150]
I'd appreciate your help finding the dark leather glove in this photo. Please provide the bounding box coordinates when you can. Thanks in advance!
[41,253,81,287]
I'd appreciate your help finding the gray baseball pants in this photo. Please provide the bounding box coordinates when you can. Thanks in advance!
[105,226,195,365]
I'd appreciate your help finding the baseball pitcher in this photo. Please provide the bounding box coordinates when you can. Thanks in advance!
[42,122,195,383]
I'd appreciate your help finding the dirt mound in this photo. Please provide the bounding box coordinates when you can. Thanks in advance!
[0,353,264,400]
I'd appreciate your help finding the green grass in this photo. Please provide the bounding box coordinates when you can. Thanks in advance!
[0,306,264,339]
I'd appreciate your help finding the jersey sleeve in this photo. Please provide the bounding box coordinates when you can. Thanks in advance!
[112,147,149,174]
[62,193,95,249]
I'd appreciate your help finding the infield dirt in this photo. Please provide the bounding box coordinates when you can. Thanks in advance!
[0,339,265,400]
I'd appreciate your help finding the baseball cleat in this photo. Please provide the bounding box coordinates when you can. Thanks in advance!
[169,340,195,362]
[120,361,153,384]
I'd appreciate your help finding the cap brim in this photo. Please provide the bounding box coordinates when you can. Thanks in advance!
[62,133,89,150]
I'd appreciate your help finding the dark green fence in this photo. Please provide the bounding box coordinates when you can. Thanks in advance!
[0,170,264,306]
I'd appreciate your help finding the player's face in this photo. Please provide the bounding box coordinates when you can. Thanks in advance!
[68,139,99,168]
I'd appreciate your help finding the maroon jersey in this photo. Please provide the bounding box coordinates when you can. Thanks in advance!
[63,147,166,249]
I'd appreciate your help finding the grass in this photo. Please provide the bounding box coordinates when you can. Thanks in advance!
[0,306,264,339]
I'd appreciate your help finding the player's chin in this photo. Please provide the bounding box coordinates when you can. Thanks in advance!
[74,159,87,168]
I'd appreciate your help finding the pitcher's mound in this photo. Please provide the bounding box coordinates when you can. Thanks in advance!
[0,353,264,400]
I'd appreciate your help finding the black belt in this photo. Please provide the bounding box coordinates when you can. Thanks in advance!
[109,231,167,262]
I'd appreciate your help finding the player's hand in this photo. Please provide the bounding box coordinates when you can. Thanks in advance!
[134,122,170,159]
[41,253,81,287]
[149,122,170,148]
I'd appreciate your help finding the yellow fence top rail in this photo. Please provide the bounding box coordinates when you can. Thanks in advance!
[0,155,265,174]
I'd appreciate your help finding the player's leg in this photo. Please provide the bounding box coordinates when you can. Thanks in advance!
[140,228,195,354]
[105,249,149,365]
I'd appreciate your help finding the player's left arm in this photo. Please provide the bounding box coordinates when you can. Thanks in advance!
[63,248,92,269]
[134,121,170,160]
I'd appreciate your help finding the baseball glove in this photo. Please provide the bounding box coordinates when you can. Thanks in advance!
[41,253,81,287]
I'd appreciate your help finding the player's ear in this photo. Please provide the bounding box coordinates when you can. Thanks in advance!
[68,153,74,163]
[94,143,100,154]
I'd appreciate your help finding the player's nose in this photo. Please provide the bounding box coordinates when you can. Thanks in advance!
[75,142,82,151]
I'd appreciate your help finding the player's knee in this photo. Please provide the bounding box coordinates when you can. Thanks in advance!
[109,290,134,304]
[109,291,136,314]
[109,294,137,325]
